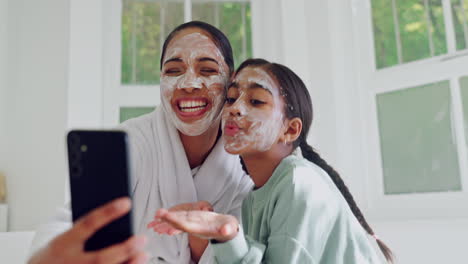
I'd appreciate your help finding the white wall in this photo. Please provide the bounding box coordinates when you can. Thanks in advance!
[0,0,8,176]
[4,0,69,231]
[374,219,468,263]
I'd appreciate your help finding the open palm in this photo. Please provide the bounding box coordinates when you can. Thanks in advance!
[150,209,239,242]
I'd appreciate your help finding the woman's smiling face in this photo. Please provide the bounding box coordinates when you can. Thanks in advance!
[222,66,285,155]
[160,27,230,136]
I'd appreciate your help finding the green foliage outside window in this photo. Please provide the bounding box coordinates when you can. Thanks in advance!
[371,0,448,69]
[121,0,252,85]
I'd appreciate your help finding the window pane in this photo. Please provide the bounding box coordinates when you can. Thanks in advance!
[371,0,447,69]
[451,0,468,50]
[459,76,468,147]
[121,0,183,85]
[192,1,253,68]
[372,0,399,68]
[120,106,155,123]
[376,81,461,194]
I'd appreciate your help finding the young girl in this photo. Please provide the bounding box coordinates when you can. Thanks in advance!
[148,59,393,263]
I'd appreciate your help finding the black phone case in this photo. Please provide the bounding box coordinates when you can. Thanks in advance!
[67,130,133,251]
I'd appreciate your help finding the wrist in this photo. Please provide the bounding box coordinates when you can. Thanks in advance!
[212,222,239,243]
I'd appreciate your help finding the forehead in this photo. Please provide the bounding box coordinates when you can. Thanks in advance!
[164,28,222,60]
[233,67,279,93]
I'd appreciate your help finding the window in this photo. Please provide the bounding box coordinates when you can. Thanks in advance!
[354,0,468,219]
[114,0,252,123]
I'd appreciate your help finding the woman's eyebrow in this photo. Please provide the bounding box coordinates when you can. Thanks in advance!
[163,57,182,65]
[198,57,219,65]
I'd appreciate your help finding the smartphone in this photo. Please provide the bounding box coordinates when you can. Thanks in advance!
[67,130,133,251]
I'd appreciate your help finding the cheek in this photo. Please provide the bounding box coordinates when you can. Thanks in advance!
[207,84,224,98]
[160,76,180,99]
[246,109,281,135]
[222,106,230,120]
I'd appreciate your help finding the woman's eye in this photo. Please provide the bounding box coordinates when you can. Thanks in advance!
[201,68,218,74]
[164,69,181,74]
[226,97,237,104]
[250,99,266,105]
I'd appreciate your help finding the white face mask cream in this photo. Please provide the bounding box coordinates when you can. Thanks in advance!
[223,67,285,153]
[160,32,229,136]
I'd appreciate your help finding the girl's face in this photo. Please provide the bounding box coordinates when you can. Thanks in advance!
[222,66,285,154]
[160,28,230,136]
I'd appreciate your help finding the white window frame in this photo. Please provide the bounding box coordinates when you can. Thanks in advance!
[352,0,468,221]
[102,0,253,127]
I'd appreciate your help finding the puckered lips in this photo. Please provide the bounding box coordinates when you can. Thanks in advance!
[174,97,211,118]
[224,120,241,136]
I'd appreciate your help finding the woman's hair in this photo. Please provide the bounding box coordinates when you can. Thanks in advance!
[160,21,234,75]
[236,58,394,263]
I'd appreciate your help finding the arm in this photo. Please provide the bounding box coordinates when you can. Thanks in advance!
[149,209,315,264]
[149,175,332,264]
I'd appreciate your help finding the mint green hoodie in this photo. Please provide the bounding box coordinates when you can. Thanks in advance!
[211,155,384,263]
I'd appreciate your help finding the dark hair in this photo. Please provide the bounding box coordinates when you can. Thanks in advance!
[160,21,234,75]
[236,58,394,263]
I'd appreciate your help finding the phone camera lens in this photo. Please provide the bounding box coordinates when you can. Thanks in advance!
[71,166,82,178]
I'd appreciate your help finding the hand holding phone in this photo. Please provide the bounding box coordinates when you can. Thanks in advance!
[28,198,148,264]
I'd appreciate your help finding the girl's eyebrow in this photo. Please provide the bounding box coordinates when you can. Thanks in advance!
[229,81,273,95]
[249,82,272,95]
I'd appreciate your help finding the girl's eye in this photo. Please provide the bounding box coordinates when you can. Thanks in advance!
[226,97,237,104]
[250,99,266,105]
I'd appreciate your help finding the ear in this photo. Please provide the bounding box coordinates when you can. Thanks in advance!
[280,117,302,144]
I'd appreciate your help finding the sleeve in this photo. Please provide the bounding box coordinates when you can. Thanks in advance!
[28,202,73,256]
[210,181,321,263]
[210,226,265,264]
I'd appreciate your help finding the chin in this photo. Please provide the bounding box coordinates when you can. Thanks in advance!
[223,145,245,155]
[224,141,256,156]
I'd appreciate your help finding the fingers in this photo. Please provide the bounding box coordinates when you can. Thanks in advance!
[88,235,147,264]
[149,220,183,235]
[194,201,214,212]
[156,208,169,218]
[72,197,131,240]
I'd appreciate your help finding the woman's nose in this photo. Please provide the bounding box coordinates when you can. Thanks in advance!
[178,71,202,92]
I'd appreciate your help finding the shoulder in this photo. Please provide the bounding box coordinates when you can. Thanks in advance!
[118,107,163,147]
[119,108,158,135]
[265,156,351,230]
[275,156,340,206]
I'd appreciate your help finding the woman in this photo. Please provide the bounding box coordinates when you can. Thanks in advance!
[150,59,394,263]
[28,21,253,264]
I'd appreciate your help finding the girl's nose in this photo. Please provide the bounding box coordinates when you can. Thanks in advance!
[228,102,243,117]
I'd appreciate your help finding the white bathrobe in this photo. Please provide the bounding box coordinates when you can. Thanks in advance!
[30,107,253,264]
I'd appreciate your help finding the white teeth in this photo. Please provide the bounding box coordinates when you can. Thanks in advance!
[178,100,207,109]
[180,106,205,112]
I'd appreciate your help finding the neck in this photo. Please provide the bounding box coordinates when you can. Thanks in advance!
[242,144,292,188]
[179,121,221,169]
